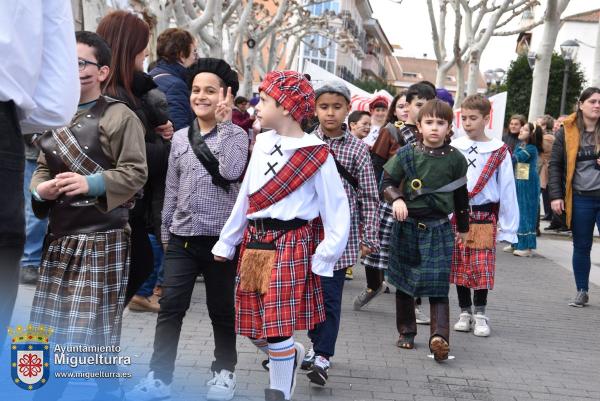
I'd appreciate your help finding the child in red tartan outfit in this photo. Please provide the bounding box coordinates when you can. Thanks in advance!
[212,71,350,401]
[450,95,519,337]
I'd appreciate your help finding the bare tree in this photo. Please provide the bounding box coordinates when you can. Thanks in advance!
[593,12,600,87]
[527,0,570,121]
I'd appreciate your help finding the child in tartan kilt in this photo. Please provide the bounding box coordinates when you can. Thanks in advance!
[300,82,380,386]
[450,94,519,338]
[212,71,350,401]
[382,99,470,361]
[355,83,436,326]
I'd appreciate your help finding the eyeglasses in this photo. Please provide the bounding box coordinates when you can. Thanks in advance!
[78,58,101,71]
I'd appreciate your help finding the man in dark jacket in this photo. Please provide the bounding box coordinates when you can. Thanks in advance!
[149,28,197,131]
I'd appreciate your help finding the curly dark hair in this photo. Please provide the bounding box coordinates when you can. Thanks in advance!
[156,28,195,64]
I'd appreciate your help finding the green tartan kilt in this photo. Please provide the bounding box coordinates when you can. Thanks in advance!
[388,218,454,298]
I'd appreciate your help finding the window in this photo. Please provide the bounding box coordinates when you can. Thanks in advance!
[403,72,418,78]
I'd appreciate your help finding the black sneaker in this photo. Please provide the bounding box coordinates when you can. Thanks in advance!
[307,364,328,386]
[264,389,286,401]
[20,265,39,285]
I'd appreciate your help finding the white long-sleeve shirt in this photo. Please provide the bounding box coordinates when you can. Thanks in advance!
[0,1,79,133]
[212,130,351,277]
[451,136,519,244]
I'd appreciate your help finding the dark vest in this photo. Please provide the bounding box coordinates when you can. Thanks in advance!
[36,96,129,238]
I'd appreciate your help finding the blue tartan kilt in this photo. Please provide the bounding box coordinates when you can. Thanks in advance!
[387,217,454,298]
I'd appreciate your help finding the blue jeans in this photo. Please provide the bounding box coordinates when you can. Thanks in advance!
[136,234,165,297]
[21,159,47,267]
[308,268,347,358]
[571,194,600,292]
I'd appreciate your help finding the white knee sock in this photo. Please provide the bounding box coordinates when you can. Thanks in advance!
[250,337,269,354]
[267,337,296,399]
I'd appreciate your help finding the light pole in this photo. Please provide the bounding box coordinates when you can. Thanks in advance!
[559,39,580,116]
[484,69,494,94]
[493,68,506,87]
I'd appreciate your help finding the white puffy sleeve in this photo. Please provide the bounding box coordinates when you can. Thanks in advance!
[311,154,351,277]
[497,155,519,243]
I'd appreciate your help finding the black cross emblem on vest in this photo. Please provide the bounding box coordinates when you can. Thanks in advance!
[468,145,478,154]
[467,158,476,168]
[270,144,283,156]
[265,161,278,176]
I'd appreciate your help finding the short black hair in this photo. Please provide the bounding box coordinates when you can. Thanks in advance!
[75,31,111,67]
[234,96,248,106]
[348,110,370,125]
[406,82,436,104]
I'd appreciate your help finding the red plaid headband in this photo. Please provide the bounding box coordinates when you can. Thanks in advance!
[259,70,315,123]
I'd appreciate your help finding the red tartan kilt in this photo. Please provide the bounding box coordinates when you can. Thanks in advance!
[235,223,325,339]
[450,211,498,290]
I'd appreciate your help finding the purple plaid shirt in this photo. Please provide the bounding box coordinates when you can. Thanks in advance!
[161,121,249,243]
[314,127,380,269]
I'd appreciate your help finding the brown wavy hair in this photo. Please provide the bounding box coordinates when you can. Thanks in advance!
[96,11,150,103]
[157,28,194,63]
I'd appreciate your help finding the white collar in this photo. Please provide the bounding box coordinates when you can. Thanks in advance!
[255,130,325,153]
[451,135,504,153]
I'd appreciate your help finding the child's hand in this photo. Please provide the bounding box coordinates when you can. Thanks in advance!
[36,179,60,200]
[156,120,174,140]
[360,244,373,258]
[455,231,469,245]
[215,87,233,123]
[392,198,408,221]
[214,255,228,262]
[55,172,89,196]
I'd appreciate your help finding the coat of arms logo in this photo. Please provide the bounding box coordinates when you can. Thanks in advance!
[8,324,52,390]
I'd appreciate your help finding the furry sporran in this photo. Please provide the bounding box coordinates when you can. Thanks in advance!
[239,241,276,294]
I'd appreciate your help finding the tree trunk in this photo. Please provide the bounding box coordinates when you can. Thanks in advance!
[466,48,481,95]
[455,61,466,108]
[528,0,569,121]
[593,13,600,87]
[240,46,257,98]
[81,0,106,31]
[435,61,453,88]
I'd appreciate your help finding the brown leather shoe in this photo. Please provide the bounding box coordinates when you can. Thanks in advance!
[128,295,160,313]
[429,301,450,361]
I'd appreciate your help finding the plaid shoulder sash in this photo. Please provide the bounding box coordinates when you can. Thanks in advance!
[468,144,509,199]
[247,145,329,214]
[51,127,104,175]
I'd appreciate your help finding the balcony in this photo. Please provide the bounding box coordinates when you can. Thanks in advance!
[361,54,386,80]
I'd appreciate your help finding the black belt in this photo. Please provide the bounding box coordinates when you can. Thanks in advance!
[248,218,308,231]
[470,203,498,213]
[574,189,600,198]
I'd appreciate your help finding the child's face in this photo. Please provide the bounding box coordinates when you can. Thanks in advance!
[417,114,450,147]
[190,72,222,121]
[395,96,408,122]
[406,96,427,124]
[508,118,523,134]
[77,43,109,99]
[315,93,350,134]
[518,124,530,142]
[350,115,371,139]
[461,108,489,138]
[256,92,285,129]
[371,106,387,125]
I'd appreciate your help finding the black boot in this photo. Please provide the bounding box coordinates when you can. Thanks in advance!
[395,291,417,349]
[429,300,450,361]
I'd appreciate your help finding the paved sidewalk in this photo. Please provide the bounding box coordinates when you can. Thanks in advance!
[4,236,600,401]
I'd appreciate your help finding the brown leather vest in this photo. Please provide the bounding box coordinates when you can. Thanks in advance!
[37,96,129,238]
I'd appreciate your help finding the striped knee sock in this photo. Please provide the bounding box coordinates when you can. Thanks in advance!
[251,337,269,355]
[268,337,296,399]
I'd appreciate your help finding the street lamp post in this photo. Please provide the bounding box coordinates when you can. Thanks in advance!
[484,68,505,96]
[559,39,580,116]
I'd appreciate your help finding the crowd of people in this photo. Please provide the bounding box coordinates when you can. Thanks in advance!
[2,5,600,401]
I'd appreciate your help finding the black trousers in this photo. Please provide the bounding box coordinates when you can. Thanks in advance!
[149,235,237,384]
[125,218,154,305]
[365,265,384,291]
[456,285,488,309]
[0,101,24,350]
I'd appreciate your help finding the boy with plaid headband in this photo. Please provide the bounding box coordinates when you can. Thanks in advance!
[300,81,380,386]
[213,71,350,401]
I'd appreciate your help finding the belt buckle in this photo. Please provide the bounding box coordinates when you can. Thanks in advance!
[417,222,427,230]
[410,179,422,191]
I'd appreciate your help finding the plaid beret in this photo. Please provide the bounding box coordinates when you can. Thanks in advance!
[258,70,315,123]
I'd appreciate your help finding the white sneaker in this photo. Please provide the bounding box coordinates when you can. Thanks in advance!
[453,312,473,332]
[415,305,430,324]
[502,245,513,253]
[473,313,491,337]
[513,249,533,257]
[126,371,171,401]
[206,369,236,401]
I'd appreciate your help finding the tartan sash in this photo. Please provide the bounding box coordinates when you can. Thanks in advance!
[468,145,509,199]
[51,127,104,175]
[247,145,329,214]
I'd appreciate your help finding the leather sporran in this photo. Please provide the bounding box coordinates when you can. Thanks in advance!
[239,241,276,294]
[515,162,530,180]
[466,221,495,250]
